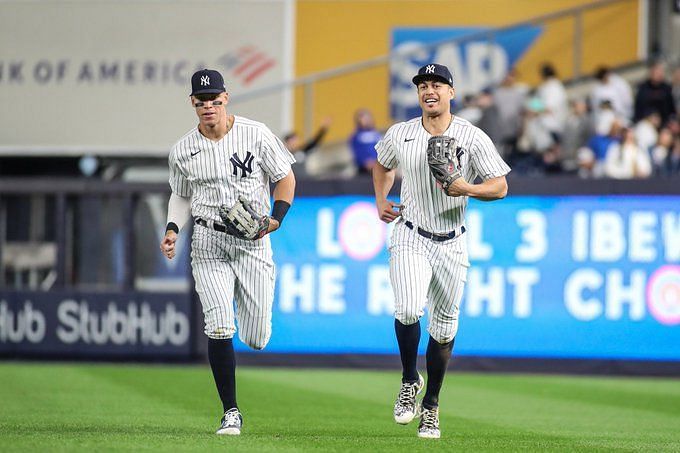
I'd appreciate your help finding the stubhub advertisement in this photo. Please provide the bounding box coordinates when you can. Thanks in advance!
[238,195,680,361]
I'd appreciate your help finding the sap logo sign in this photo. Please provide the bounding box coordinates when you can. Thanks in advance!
[390,26,542,119]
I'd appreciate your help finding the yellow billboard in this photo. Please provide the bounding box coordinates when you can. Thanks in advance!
[293,0,640,143]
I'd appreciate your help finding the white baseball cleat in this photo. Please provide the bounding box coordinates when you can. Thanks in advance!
[393,373,425,424]
[216,408,242,435]
[417,404,441,439]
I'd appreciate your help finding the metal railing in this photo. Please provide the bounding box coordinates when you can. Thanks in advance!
[229,0,640,137]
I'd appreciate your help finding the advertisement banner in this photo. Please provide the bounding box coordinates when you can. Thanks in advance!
[0,0,291,152]
[390,26,542,120]
[238,195,680,361]
[0,291,193,357]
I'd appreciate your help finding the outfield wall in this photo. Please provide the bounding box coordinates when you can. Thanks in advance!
[1,177,679,373]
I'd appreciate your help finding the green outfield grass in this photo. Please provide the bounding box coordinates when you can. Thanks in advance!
[1,363,679,452]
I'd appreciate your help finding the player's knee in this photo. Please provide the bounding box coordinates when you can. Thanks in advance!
[395,307,422,326]
[204,326,235,340]
[247,338,269,350]
[429,323,458,344]
[206,331,234,340]
[241,333,270,351]
[431,332,455,344]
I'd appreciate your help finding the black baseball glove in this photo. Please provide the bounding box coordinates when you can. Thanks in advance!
[426,135,464,191]
[218,195,270,240]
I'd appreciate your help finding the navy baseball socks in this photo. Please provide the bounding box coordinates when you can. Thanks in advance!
[422,336,455,409]
[418,336,454,439]
[394,320,424,424]
[395,319,420,382]
[208,338,242,435]
[393,320,454,438]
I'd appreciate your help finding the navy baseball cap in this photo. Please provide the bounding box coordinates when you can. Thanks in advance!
[412,64,454,87]
[190,69,226,96]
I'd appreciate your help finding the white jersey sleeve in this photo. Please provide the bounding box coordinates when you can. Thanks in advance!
[469,129,511,180]
[375,126,399,169]
[260,126,295,182]
[168,146,191,197]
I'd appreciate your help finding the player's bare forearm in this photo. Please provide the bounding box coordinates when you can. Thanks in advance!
[373,163,402,222]
[266,170,295,235]
[272,170,296,204]
[373,163,396,201]
[446,176,507,200]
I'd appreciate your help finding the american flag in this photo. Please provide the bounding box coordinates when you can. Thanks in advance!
[217,46,277,86]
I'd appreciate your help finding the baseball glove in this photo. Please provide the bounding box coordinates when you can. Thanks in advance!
[218,195,270,240]
[426,135,464,190]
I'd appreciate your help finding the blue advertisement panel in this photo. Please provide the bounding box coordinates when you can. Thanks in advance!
[238,195,680,361]
[0,291,192,357]
[390,26,542,120]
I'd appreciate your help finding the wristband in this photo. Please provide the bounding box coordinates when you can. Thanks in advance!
[271,200,291,224]
[166,222,179,234]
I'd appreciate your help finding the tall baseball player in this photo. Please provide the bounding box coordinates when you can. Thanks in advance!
[373,64,510,438]
[159,69,295,436]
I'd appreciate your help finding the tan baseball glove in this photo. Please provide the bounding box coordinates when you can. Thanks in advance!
[218,195,270,240]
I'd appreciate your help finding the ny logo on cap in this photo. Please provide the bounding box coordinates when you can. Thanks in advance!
[425,65,435,74]
[200,75,210,86]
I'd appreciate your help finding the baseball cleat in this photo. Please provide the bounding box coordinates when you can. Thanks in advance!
[393,373,425,424]
[417,404,441,439]
[216,408,242,435]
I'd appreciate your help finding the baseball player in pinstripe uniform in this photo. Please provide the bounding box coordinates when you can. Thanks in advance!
[159,69,295,436]
[373,64,510,438]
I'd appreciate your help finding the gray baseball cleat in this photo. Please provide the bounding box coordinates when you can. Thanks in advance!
[393,373,425,424]
[417,404,441,439]
[216,408,242,435]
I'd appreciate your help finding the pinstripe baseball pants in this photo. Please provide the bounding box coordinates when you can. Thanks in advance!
[191,224,275,349]
[389,219,469,343]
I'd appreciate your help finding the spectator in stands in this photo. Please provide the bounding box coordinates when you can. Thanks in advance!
[577,107,621,178]
[283,116,332,165]
[634,109,661,154]
[650,127,675,175]
[514,95,554,174]
[561,99,592,172]
[673,66,680,115]
[455,94,482,124]
[349,108,382,174]
[476,89,503,147]
[634,61,676,124]
[663,135,680,176]
[604,127,652,179]
[590,66,633,121]
[537,63,569,141]
[494,68,529,157]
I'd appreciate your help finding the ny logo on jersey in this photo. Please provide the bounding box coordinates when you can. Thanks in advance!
[425,65,435,74]
[200,75,210,86]
[230,151,254,178]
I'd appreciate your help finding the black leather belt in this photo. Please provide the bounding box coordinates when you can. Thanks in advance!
[195,217,227,233]
[404,221,465,242]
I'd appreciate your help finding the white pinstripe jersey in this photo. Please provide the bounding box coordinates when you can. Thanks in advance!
[169,115,295,222]
[376,116,510,233]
